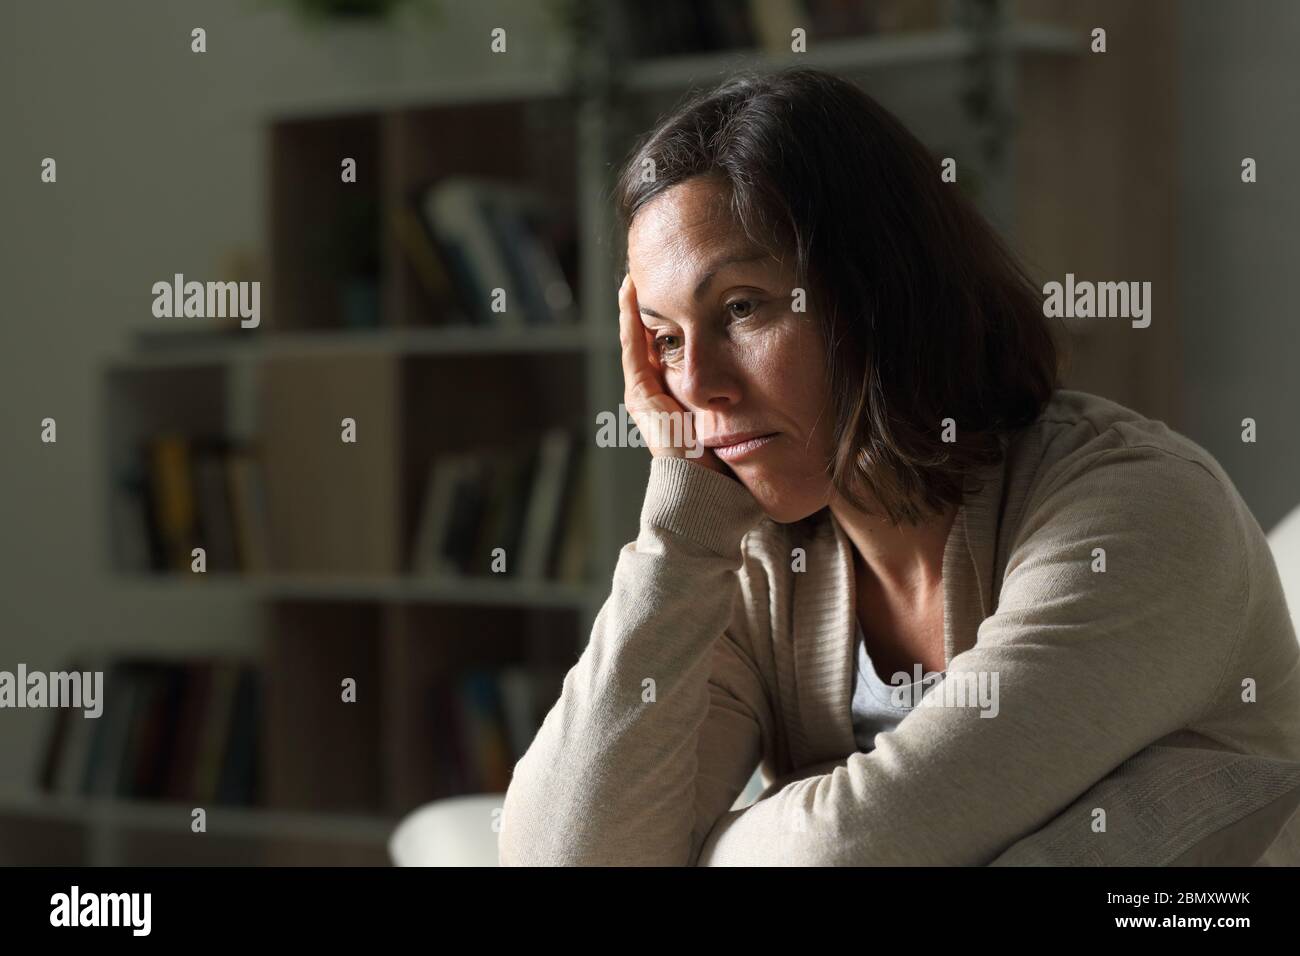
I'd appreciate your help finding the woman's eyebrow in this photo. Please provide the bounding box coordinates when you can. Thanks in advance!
[691,252,769,299]
[635,251,769,321]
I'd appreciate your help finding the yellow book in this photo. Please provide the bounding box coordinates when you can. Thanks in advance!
[149,435,196,572]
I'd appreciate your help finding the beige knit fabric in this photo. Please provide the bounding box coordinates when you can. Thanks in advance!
[499,389,1300,865]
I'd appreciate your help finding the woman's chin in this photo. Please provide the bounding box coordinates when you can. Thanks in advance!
[737,472,828,524]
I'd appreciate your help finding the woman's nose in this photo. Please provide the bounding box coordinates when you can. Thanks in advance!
[675,337,742,411]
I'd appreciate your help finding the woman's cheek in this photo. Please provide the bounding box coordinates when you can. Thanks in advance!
[747,324,821,417]
[739,319,786,361]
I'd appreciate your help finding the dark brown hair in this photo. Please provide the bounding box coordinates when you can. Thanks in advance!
[613,67,1060,525]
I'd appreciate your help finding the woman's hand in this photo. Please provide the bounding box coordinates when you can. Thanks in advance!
[618,273,730,476]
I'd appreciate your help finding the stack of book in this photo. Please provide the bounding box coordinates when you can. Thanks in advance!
[392,177,579,328]
[37,656,570,808]
[39,657,261,806]
[111,435,270,575]
[427,665,570,796]
[410,427,589,582]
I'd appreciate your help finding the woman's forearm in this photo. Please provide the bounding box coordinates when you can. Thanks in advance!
[498,457,764,865]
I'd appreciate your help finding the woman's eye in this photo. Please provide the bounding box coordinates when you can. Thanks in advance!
[727,299,757,320]
[654,333,683,355]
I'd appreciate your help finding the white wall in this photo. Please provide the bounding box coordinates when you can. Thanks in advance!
[1179,0,1300,532]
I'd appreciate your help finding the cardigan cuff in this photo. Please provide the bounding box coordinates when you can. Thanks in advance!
[639,456,764,557]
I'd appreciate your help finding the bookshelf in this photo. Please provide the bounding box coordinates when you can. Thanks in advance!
[10,0,1083,866]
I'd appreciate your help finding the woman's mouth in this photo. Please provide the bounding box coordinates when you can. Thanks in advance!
[706,432,779,463]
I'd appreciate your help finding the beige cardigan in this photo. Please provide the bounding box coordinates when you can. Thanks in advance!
[499,389,1300,865]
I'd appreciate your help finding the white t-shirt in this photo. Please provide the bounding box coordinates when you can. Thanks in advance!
[851,622,945,753]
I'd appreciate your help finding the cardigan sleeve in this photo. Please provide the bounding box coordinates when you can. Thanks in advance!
[696,447,1252,865]
[497,456,773,866]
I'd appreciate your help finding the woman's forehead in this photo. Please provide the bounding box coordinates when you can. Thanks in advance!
[631,200,738,251]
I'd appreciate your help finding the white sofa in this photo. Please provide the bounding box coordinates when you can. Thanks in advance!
[1269,502,1300,637]
[389,794,504,867]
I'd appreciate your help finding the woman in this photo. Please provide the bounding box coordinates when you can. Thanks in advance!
[499,68,1300,865]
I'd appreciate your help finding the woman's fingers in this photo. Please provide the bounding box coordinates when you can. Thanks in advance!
[615,273,728,474]
[618,273,665,402]
[618,274,681,454]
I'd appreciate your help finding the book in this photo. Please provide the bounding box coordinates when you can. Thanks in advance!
[518,428,574,580]
[193,663,241,803]
[192,439,240,572]
[551,444,592,583]
[455,671,513,793]
[412,430,588,582]
[163,663,212,802]
[110,464,158,572]
[225,446,272,574]
[411,454,473,576]
[113,437,263,575]
[51,657,109,796]
[440,456,491,575]
[117,664,168,798]
[147,435,199,572]
[38,656,263,808]
[83,661,143,797]
[390,199,465,321]
[216,666,261,806]
[421,177,577,327]
[471,446,537,577]
[428,666,571,796]
[424,180,512,325]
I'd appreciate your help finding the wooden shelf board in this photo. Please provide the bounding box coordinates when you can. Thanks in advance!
[107,325,604,369]
[112,571,602,609]
[623,26,1083,94]
[0,789,395,845]
[253,26,1081,118]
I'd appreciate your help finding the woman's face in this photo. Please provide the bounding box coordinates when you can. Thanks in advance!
[626,176,837,523]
